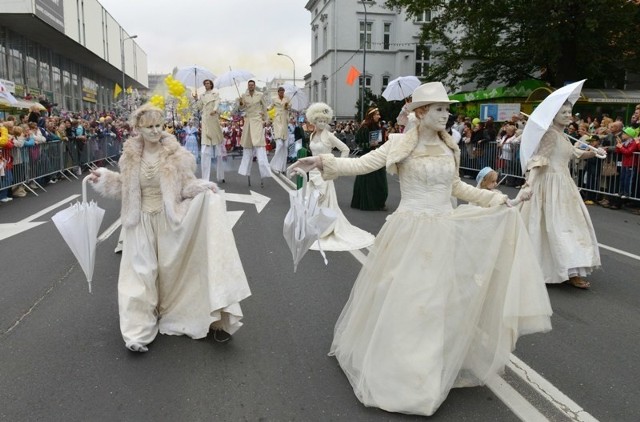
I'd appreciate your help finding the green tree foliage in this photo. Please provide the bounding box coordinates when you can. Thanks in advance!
[354,88,405,124]
[385,0,640,89]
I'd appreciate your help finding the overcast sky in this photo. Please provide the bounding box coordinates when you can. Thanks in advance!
[98,0,311,99]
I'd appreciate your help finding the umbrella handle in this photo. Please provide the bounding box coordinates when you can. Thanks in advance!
[82,175,92,203]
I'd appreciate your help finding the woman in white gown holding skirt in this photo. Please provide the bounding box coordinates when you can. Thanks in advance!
[305,102,375,251]
[290,83,552,416]
[90,104,250,352]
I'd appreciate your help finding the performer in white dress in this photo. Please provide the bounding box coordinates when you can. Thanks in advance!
[290,83,551,416]
[90,104,250,352]
[305,102,375,251]
[518,102,603,289]
[194,79,225,183]
[269,87,290,173]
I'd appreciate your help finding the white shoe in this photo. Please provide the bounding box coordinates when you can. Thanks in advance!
[0,197,13,202]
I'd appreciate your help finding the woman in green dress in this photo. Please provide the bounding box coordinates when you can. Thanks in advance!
[351,107,388,210]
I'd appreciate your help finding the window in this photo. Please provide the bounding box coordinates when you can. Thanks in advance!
[313,33,319,59]
[416,10,432,23]
[383,23,391,50]
[323,26,328,52]
[10,48,24,85]
[321,76,327,102]
[359,21,372,49]
[415,45,430,78]
[39,62,51,91]
[382,75,389,91]
[313,81,319,102]
[359,75,371,90]
[0,43,7,79]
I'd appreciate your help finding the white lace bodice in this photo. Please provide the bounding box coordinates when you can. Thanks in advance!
[396,143,456,214]
[310,135,330,155]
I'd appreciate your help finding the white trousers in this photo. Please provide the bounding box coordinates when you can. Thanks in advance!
[238,147,272,178]
[201,144,225,182]
[269,138,288,173]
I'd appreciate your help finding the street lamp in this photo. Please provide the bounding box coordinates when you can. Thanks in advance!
[277,52,295,86]
[121,34,138,101]
[360,1,370,122]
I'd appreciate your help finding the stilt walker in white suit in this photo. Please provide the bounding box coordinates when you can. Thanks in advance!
[269,86,290,173]
[238,80,271,186]
[194,79,225,183]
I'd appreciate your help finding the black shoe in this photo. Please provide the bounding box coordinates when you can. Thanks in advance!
[213,329,232,343]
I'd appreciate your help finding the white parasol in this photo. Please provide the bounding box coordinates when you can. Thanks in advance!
[52,176,105,293]
[283,169,337,272]
[519,79,586,173]
[381,75,421,101]
[0,81,17,105]
[281,83,309,111]
[214,68,255,97]
[174,65,217,88]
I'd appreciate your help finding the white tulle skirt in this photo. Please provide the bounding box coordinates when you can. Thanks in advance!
[329,205,552,416]
[118,191,251,349]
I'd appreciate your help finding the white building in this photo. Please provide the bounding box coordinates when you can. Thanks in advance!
[0,0,147,111]
[304,0,432,120]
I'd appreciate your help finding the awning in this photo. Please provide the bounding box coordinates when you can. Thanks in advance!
[449,80,548,102]
[526,87,640,104]
[0,98,46,110]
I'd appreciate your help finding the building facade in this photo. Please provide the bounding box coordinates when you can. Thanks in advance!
[304,0,431,120]
[0,0,147,112]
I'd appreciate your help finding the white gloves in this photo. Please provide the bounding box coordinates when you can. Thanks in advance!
[287,156,323,176]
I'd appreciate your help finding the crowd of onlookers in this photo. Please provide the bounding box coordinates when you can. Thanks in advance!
[2,101,640,214]
[0,105,130,202]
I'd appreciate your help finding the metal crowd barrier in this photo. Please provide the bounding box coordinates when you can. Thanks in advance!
[0,135,122,197]
[459,141,640,202]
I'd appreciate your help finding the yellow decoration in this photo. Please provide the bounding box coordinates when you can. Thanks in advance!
[149,94,165,110]
[268,107,276,120]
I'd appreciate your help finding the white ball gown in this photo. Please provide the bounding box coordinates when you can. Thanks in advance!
[321,134,552,416]
[519,127,601,283]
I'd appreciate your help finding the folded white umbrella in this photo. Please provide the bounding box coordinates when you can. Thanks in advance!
[52,176,105,293]
[283,169,337,272]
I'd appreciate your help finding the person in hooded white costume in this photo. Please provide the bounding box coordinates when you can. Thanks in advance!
[194,79,225,183]
[305,102,375,251]
[90,104,251,352]
[237,80,272,184]
[269,86,290,173]
[289,82,551,417]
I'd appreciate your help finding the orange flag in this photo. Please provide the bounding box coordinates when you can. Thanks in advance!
[346,66,361,86]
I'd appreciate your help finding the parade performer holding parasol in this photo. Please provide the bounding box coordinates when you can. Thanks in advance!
[517,79,604,289]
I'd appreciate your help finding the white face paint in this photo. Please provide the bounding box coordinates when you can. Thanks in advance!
[314,118,330,130]
[420,103,450,131]
[139,122,163,143]
[553,104,573,127]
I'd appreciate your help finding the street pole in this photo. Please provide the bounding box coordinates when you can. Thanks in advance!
[361,1,368,122]
[121,34,138,103]
[277,52,295,86]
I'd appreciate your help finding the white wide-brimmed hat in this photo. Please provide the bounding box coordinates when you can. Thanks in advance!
[406,82,458,112]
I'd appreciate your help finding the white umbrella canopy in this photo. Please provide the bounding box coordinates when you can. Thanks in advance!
[281,83,309,111]
[283,170,337,272]
[51,176,105,293]
[214,69,255,90]
[174,65,216,88]
[0,81,17,105]
[382,75,421,101]
[519,79,586,173]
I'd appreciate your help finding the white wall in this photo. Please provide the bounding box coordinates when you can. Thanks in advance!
[1,0,33,13]
[82,0,103,55]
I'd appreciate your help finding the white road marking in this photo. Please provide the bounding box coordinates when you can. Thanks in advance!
[508,356,599,422]
[223,190,271,213]
[19,195,81,223]
[226,210,244,228]
[485,375,548,422]
[97,217,121,243]
[598,243,640,261]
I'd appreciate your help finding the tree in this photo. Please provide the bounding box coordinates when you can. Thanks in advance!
[385,0,640,89]
[354,89,405,125]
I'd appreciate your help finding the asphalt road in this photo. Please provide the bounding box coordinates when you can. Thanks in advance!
[1,155,639,421]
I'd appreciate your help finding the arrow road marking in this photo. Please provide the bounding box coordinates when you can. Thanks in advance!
[0,195,81,242]
[223,190,270,213]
